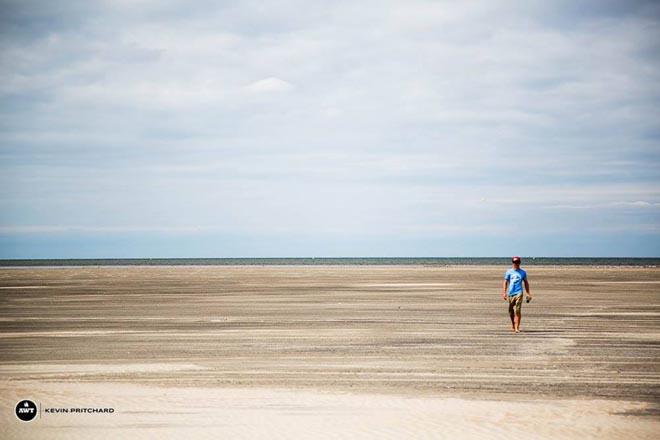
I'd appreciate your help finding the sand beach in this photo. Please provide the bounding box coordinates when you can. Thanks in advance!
[1,265,659,438]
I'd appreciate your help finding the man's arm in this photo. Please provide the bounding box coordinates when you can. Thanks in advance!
[524,279,531,298]
[502,280,509,300]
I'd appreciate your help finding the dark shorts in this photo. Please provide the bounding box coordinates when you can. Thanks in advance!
[508,293,524,313]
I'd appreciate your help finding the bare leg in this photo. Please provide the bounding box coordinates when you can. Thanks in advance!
[508,304,516,332]
[515,312,521,332]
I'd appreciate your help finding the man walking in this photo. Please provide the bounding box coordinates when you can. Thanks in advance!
[502,256,532,333]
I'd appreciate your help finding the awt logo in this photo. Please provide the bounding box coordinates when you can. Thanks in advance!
[15,400,38,422]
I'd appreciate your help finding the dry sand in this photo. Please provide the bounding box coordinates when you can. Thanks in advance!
[1,265,659,438]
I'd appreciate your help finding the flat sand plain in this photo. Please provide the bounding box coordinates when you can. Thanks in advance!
[1,265,659,439]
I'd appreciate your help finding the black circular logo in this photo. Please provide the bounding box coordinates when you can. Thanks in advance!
[15,400,38,422]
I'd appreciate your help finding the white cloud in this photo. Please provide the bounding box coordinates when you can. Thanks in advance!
[245,77,293,93]
[0,0,659,256]
[0,225,221,234]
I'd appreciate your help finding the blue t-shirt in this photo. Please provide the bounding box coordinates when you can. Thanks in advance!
[504,268,527,296]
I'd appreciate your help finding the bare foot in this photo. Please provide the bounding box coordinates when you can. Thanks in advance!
[515,329,521,333]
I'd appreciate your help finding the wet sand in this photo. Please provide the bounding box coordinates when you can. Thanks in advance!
[1,265,659,438]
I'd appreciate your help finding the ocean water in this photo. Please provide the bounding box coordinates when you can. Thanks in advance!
[0,257,658,267]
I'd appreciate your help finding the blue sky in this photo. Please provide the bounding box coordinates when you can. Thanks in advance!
[1,0,659,258]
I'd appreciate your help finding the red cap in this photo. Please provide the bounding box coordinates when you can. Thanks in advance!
[512,256,521,263]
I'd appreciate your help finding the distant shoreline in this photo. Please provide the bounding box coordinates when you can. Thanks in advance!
[1,257,659,267]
